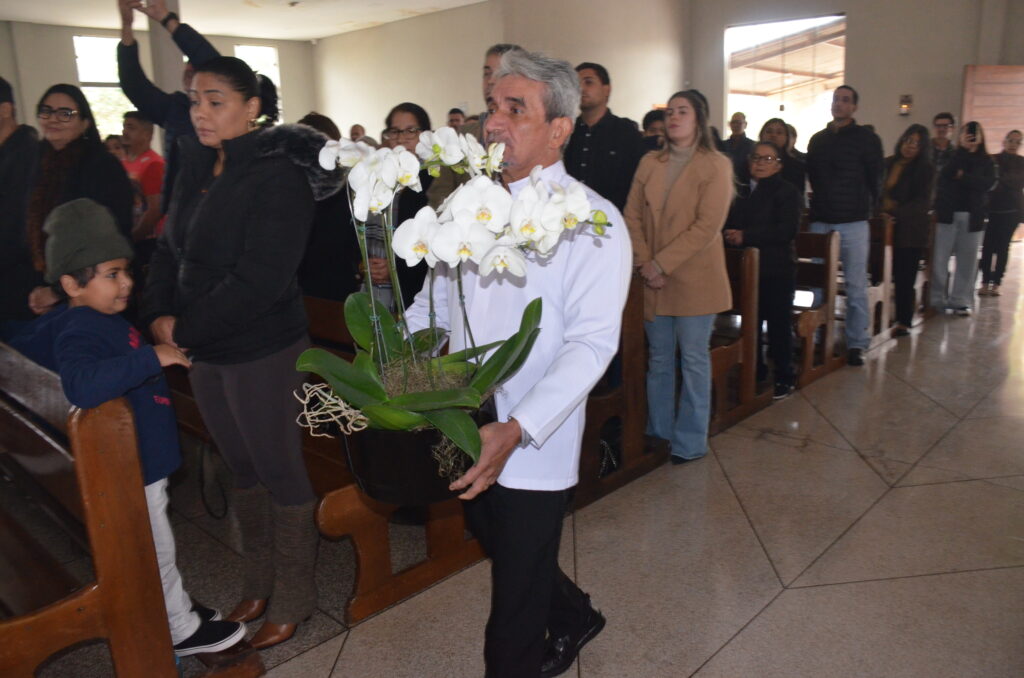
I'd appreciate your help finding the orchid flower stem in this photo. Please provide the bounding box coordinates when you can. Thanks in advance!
[456,263,477,367]
[347,186,389,367]
[426,268,437,388]
[383,195,418,362]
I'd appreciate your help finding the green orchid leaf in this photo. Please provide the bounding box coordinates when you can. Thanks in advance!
[360,404,429,430]
[409,327,447,357]
[421,408,481,462]
[496,327,540,383]
[352,350,386,394]
[296,348,386,407]
[438,340,503,364]
[344,292,404,359]
[469,298,543,394]
[387,387,482,412]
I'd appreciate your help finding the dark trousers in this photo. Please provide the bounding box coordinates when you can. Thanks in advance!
[464,483,591,678]
[188,336,315,506]
[893,246,924,327]
[758,273,795,386]
[979,212,1019,286]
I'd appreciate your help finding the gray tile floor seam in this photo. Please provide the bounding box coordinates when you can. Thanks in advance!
[684,587,788,678]
[784,562,1024,590]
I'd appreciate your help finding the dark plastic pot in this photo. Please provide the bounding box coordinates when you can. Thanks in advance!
[343,427,456,505]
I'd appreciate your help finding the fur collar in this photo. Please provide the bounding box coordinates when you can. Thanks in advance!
[255,123,343,201]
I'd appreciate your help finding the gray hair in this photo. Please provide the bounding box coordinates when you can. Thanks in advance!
[486,43,522,58]
[494,50,580,122]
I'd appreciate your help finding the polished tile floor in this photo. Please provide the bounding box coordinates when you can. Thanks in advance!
[11,255,1024,677]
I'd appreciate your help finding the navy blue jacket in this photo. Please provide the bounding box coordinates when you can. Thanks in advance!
[9,304,182,485]
[117,23,220,214]
[807,120,884,224]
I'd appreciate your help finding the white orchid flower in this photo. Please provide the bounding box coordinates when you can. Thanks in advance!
[459,134,487,177]
[486,142,505,176]
[351,179,396,221]
[431,219,496,266]
[394,148,422,192]
[416,126,465,166]
[447,175,513,234]
[508,181,551,248]
[479,237,528,278]
[540,181,592,234]
[339,140,374,168]
[393,206,441,267]
[319,140,341,170]
[349,147,400,195]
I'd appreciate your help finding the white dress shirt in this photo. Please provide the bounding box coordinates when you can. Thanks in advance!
[405,161,633,490]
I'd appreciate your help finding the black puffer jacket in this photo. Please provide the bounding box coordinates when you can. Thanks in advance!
[141,124,342,364]
[934,147,997,231]
[806,121,884,223]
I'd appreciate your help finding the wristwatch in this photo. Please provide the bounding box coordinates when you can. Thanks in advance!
[160,11,179,27]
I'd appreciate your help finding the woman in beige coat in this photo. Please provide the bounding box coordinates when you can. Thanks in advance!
[624,90,733,463]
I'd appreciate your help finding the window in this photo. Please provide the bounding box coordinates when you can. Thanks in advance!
[234,45,283,120]
[73,36,135,140]
[725,15,846,152]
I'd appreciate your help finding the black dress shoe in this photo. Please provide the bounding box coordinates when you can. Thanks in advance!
[847,348,864,366]
[540,604,606,677]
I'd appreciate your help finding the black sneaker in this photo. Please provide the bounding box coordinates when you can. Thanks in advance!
[173,619,246,657]
[773,382,795,400]
[540,599,606,677]
[847,348,864,366]
[191,602,223,622]
[954,307,971,317]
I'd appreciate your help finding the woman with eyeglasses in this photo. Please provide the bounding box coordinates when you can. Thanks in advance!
[365,102,434,310]
[930,121,997,316]
[24,84,133,316]
[723,141,801,399]
[882,124,934,335]
[624,90,734,464]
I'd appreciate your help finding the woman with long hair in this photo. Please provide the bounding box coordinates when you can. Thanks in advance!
[978,129,1024,296]
[24,84,133,317]
[757,117,807,200]
[141,56,340,649]
[882,124,934,334]
[930,120,996,316]
[624,90,733,463]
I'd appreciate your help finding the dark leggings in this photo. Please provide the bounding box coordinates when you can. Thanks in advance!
[758,273,796,386]
[893,246,924,327]
[189,336,315,506]
[979,211,1020,286]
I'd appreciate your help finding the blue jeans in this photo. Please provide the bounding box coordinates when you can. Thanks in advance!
[931,211,983,310]
[644,314,715,460]
[810,220,870,350]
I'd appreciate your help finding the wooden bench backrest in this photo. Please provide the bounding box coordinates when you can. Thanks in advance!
[305,295,355,349]
[724,247,759,317]
[795,231,840,296]
[869,216,893,285]
[0,344,177,677]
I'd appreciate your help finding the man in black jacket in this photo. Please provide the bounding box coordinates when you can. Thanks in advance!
[806,85,883,366]
[564,62,645,211]
[118,0,219,214]
[0,76,40,339]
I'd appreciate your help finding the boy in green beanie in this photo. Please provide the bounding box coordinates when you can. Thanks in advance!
[9,198,245,657]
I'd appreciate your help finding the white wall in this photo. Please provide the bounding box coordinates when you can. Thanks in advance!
[686,0,991,149]
[503,0,687,123]
[0,20,314,128]
[313,1,504,137]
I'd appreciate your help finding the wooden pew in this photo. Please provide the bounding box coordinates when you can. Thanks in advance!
[0,343,264,677]
[866,216,894,347]
[709,247,771,434]
[793,231,845,388]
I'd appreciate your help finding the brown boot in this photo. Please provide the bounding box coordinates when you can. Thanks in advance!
[260,499,319,649]
[228,486,273,620]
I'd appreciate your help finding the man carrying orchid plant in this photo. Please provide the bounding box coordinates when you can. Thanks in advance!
[404,50,632,678]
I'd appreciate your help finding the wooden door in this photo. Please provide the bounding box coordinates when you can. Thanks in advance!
[961,65,1024,153]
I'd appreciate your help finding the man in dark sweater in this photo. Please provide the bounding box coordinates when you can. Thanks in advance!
[9,199,245,658]
[723,111,755,176]
[806,85,884,366]
[0,76,40,340]
[564,62,645,211]
[118,0,219,214]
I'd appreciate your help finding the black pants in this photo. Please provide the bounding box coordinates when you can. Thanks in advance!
[464,483,591,678]
[189,336,315,506]
[758,273,795,386]
[979,211,1019,286]
[892,247,924,327]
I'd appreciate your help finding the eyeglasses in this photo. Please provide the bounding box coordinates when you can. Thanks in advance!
[383,127,422,140]
[749,154,781,163]
[37,106,80,122]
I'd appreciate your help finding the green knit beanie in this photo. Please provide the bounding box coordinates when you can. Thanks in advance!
[43,199,134,284]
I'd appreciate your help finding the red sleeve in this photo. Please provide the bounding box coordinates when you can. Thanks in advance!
[140,159,165,197]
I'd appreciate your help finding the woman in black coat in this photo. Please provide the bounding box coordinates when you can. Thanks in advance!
[882,124,934,334]
[930,121,997,316]
[724,141,801,399]
[141,57,341,649]
[758,117,806,202]
[24,84,133,317]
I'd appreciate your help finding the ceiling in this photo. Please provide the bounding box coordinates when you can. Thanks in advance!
[728,20,846,99]
[0,0,485,41]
